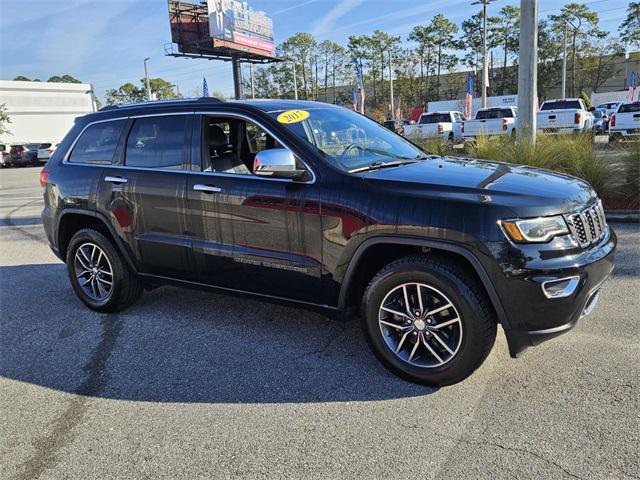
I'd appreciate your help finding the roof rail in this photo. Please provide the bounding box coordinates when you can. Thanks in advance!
[98,97,224,112]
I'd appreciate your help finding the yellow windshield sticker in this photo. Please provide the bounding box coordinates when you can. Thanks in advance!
[277,109,310,124]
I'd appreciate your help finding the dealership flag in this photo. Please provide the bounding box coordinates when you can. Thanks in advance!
[629,71,637,102]
[203,77,209,97]
[352,57,365,114]
[465,73,474,119]
[351,86,358,111]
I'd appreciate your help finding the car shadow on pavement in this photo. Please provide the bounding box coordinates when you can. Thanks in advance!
[0,263,437,404]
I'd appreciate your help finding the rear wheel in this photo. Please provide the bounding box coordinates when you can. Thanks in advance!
[361,255,497,386]
[66,228,143,312]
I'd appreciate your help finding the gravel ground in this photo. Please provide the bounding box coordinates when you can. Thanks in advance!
[1,167,638,480]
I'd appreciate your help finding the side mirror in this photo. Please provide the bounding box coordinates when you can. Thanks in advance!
[253,148,307,180]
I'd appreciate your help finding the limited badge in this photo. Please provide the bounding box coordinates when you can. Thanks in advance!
[277,109,310,124]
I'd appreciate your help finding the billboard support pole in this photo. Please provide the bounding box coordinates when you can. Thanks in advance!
[232,55,243,100]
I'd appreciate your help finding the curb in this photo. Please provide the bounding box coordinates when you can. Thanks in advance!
[605,210,640,223]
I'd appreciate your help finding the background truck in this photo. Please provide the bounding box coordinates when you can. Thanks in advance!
[537,98,594,135]
[403,111,465,143]
[609,101,640,142]
[461,107,517,140]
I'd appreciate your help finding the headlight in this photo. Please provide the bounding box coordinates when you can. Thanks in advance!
[501,215,569,243]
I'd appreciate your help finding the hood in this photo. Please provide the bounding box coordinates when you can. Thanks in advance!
[362,156,596,217]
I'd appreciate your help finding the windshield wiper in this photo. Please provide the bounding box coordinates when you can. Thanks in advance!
[349,160,417,173]
[359,147,415,161]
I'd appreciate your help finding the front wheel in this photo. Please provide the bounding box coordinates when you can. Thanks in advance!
[361,255,497,386]
[66,228,143,312]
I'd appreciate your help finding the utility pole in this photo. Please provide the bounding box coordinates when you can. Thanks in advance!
[561,21,567,99]
[389,51,395,119]
[143,57,152,101]
[232,54,243,100]
[472,0,494,109]
[517,0,538,144]
[249,63,255,99]
[291,62,299,100]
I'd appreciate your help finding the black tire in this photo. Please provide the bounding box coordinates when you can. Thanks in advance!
[66,228,143,313]
[361,255,497,386]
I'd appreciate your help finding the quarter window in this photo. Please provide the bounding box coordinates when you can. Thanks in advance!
[68,120,125,164]
[125,116,186,169]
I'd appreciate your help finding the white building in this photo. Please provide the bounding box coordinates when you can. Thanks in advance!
[0,80,96,145]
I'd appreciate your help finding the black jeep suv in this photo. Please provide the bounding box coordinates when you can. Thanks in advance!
[41,98,616,386]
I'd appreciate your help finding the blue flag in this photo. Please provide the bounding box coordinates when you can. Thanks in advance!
[203,77,209,97]
[351,86,357,110]
[352,58,364,90]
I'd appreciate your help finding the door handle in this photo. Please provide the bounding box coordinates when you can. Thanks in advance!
[105,176,127,184]
[194,184,222,193]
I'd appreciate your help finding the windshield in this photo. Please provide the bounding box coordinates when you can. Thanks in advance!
[269,107,426,172]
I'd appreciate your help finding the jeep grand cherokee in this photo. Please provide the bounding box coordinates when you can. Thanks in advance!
[40,98,616,386]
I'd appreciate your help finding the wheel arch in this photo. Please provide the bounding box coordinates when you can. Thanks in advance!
[337,236,511,329]
[57,209,137,272]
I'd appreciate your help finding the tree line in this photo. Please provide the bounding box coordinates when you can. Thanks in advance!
[249,2,639,118]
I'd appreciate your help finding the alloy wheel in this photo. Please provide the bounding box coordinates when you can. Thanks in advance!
[378,282,463,368]
[73,242,114,302]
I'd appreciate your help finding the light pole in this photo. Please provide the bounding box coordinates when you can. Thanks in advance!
[143,57,152,101]
[561,21,567,99]
[249,63,255,99]
[389,51,395,119]
[290,61,299,100]
[472,0,495,109]
[517,0,538,144]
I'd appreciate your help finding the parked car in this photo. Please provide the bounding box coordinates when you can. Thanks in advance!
[593,109,609,135]
[37,143,58,163]
[9,143,41,167]
[382,119,404,134]
[537,98,594,135]
[609,101,640,143]
[41,98,616,386]
[0,143,9,168]
[461,107,517,140]
[596,102,622,116]
[404,111,465,143]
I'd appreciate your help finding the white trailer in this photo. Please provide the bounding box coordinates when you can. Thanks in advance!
[0,80,96,145]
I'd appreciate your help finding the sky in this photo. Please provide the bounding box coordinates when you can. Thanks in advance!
[0,0,631,101]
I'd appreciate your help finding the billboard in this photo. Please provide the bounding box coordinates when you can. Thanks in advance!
[208,0,275,56]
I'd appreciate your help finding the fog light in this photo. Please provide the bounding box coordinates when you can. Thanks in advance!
[542,276,580,299]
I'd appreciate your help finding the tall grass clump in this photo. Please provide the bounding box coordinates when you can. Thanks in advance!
[464,134,614,198]
[621,141,640,207]
[554,134,613,196]
[408,136,453,156]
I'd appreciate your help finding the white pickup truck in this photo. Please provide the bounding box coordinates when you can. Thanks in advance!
[537,98,594,135]
[403,111,465,143]
[609,101,640,142]
[461,107,518,140]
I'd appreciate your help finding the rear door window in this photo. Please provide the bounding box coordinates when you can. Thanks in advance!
[68,120,126,164]
[618,103,640,114]
[125,115,186,169]
[476,109,513,119]
[541,101,581,111]
[420,114,450,124]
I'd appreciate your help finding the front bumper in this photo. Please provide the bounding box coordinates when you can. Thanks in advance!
[481,227,617,358]
[504,264,612,357]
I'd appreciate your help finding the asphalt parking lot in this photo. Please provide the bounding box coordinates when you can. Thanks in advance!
[1,167,638,480]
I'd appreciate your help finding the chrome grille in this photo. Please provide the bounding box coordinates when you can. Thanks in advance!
[565,201,607,248]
